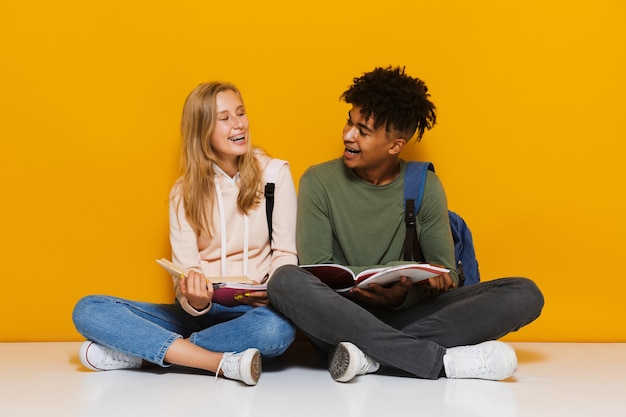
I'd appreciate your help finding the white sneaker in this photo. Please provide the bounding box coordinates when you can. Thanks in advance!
[216,348,261,386]
[443,341,517,380]
[328,342,380,382]
[79,341,142,371]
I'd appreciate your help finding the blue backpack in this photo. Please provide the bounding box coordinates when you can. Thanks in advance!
[403,161,480,286]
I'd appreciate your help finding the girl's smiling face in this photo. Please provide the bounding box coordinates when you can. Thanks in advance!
[210,89,249,167]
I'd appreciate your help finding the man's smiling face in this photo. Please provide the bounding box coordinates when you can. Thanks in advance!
[341,106,396,171]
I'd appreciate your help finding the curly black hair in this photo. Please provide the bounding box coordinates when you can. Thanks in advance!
[340,66,437,142]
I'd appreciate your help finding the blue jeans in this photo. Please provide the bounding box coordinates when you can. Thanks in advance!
[268,265,544,379]
[72,294,296,367]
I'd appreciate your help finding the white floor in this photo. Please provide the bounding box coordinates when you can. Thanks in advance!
[1,341,625,417]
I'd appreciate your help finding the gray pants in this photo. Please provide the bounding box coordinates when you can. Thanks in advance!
[268,265,544,379]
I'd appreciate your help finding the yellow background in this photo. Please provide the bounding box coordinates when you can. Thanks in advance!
[1,0,624,342]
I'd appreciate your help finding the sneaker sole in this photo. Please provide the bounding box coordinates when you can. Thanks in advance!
[241,349,262,386]
[328,342,359,382]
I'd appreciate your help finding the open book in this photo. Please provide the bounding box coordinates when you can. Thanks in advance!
[156,258,266,306]
[301,263,449,293]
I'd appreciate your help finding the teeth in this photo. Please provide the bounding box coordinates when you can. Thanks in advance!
[346,148,360,154]
[229,135,245,142]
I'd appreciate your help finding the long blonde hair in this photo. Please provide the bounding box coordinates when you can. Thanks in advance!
[177,82,263,238]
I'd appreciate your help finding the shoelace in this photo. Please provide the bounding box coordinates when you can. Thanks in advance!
[454,348,493,376]
[215,352,237,382]
[106,350,137,366]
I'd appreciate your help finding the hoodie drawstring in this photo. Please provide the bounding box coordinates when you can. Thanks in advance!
[214,177,249,277]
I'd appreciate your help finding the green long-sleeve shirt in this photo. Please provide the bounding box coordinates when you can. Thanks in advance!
[296,158,458,306]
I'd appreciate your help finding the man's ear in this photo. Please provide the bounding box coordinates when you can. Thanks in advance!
[389,138,406,155]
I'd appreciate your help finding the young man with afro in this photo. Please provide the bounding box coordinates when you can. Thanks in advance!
[268,66,544,382]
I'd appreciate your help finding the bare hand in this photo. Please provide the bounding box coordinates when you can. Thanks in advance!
[347,276,413,307]
[426,271,456,293]
[180,270,213,311]
[235,291,270,307]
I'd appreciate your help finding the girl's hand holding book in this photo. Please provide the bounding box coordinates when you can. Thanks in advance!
[181,270,214,311]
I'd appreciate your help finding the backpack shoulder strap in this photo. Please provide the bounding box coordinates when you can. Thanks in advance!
[403,161,435,261]
[264,159,287,243]
[404,161,435,213]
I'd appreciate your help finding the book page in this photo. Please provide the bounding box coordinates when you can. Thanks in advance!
[355,264,449,289]
[208,276,256,285]
[156,258,185,277]
[157,259,255,285]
